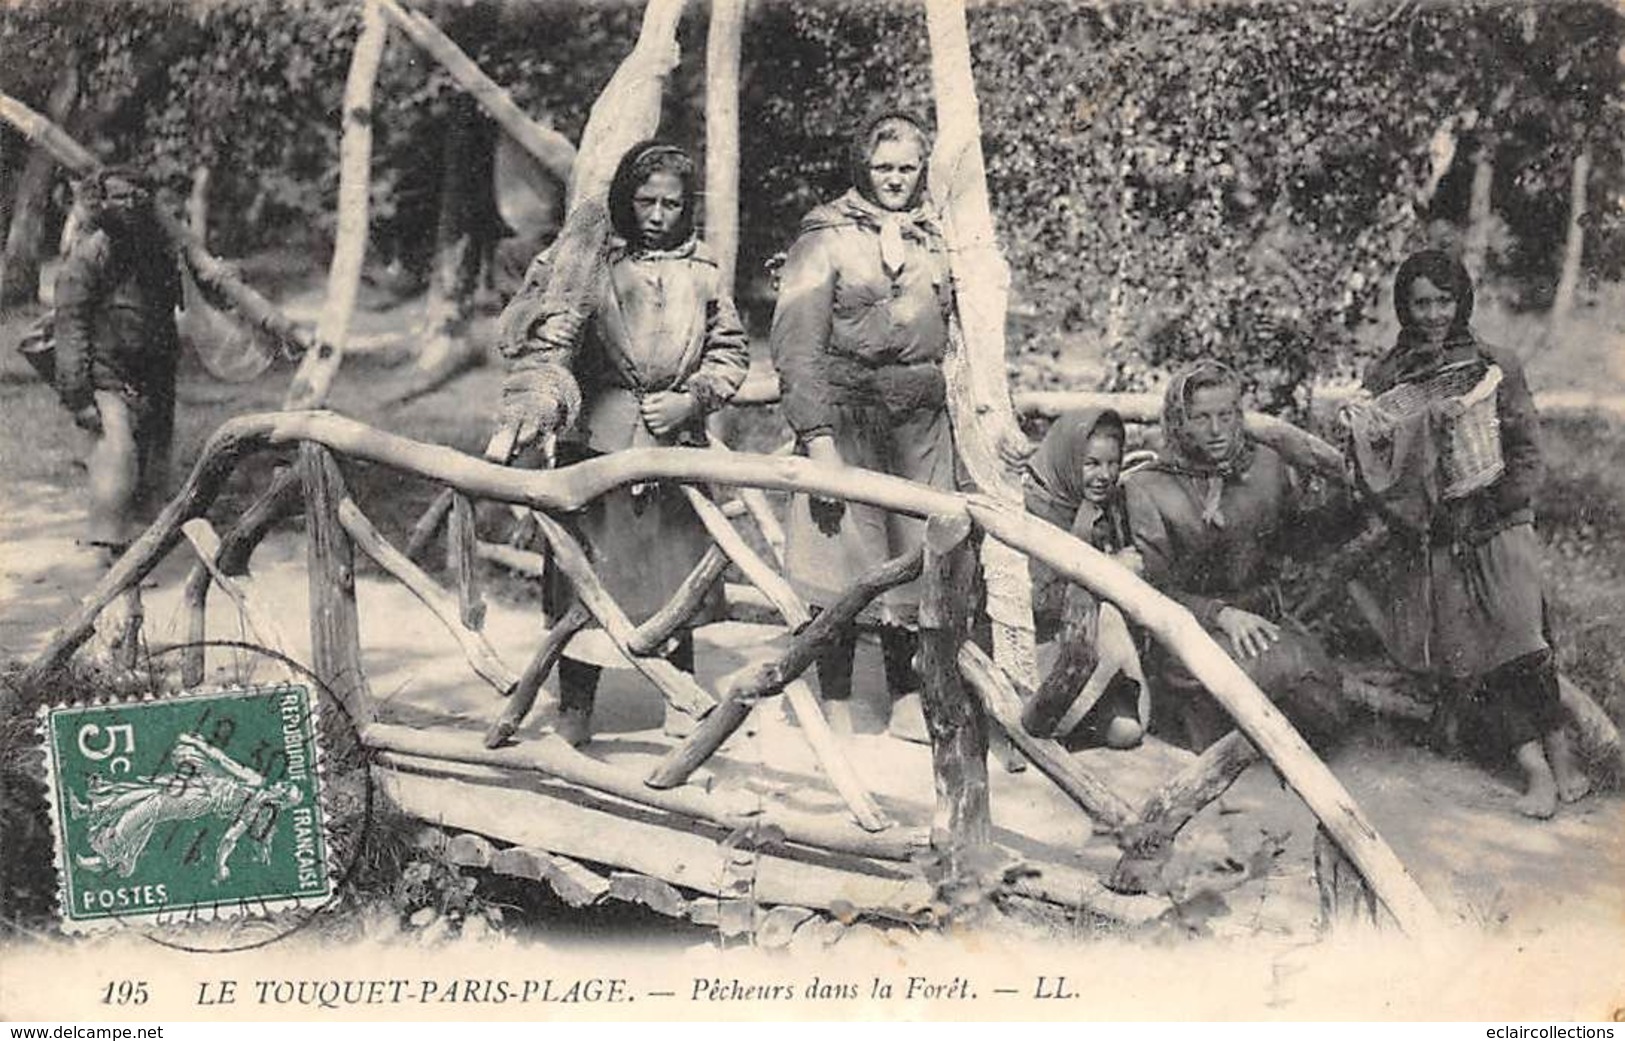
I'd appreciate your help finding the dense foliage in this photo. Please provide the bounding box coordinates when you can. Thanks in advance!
[2,0,1620,406]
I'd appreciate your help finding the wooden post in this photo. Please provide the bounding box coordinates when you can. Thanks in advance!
[703,0,744,287]
[924,0,1040,698]
[283,0,388,411]
[375,0,577,184]
[300,445,371,720]
[1109,730,1261,895]
[447,492,485,630]
[917,515,992,856]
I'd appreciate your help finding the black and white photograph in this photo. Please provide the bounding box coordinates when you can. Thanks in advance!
[0,0,1621,1025]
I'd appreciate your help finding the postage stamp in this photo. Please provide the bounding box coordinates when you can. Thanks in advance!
[39,683,334,932]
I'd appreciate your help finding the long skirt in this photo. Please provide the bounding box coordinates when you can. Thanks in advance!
[1352,522,1548,681]
[543,445,722,629]
[784,404,957,628]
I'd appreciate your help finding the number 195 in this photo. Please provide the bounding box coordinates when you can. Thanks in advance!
[101,979,149,1005]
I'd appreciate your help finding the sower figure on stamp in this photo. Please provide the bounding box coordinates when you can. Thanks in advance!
[494,142,749,746]
[51,167,182,568]
[769,112,960,741]
[1347,250,1592,819]
[1125,360,1353,752]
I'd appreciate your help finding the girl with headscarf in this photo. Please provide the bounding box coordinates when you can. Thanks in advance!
[1123,360,1350,751]
[1352,249,1589,818]
[769,112,957,739]
[1021,408,1148,749]
[495,142,750,746]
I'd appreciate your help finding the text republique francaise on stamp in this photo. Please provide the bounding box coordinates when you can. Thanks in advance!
[39,683,333,931]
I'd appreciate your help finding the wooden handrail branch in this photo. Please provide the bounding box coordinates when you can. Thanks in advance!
[182,464,302,686]
[645,547,924,790]
[336,498,518,693]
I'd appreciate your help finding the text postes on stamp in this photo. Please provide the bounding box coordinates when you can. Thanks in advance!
[40,684,334,932]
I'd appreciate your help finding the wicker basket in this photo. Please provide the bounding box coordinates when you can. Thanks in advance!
[1369,361,1504,499]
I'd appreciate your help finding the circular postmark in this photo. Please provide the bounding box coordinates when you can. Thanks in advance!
[37,640,376,953]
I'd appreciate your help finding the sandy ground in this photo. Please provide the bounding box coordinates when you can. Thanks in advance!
[4,472,1621,946]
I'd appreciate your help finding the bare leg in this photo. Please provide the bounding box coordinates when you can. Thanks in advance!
[1543,728,1592,804]
[555,656,599,748]
[881,626,929,744]
[1513,738,1558,819]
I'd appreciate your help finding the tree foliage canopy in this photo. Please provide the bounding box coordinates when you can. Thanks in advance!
[2,0,1619,408]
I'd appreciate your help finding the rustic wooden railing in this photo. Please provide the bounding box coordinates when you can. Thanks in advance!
[12,408,1460,940]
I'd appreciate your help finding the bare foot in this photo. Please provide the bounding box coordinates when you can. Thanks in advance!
[1513,739,1558,820]
[886,692,930,745]
[662,705,697,740]
[1542,729,1593,804]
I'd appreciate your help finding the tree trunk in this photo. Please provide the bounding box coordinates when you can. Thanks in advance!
[924,0,1040,696]
[186,164,210,247]
[284,0,389,411]
[1,64,79,305]
[1550,142,1591,331]
[398,93,491,401]
[485,0,685,457]
[703,0,744,289]
[1462,142,1494,283]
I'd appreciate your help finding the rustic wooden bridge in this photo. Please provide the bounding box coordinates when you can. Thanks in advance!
[15,407,1471,942]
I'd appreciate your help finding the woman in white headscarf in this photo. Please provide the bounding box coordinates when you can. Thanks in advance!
[769,113,958,739]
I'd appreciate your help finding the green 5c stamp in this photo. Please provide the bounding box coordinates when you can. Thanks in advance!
[41,684,334,932]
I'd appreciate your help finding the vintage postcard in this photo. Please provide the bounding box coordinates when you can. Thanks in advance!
[1,0,1622,1025]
